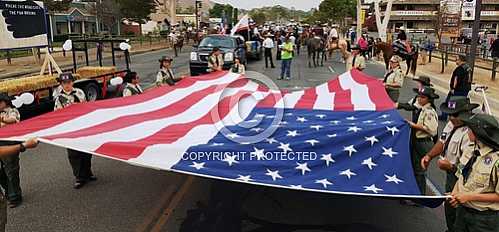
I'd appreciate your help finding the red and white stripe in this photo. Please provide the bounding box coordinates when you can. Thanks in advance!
[0,70,394,170]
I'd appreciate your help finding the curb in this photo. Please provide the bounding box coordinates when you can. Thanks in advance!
[0,46,171,80]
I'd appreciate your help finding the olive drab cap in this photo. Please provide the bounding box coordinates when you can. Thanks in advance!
[459,113,499,150]
[57,73,75,82]
[439,96,479,115]
[414,86,439,99]
[412,75,432,87]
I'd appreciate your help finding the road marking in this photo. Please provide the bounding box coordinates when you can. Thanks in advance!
[149,176,195,232]
[135,185,177,232]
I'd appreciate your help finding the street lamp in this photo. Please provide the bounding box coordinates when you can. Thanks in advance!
[195,0,202,30]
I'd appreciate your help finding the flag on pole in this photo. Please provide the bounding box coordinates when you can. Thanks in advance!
[0,70,447,203]
[230,14,249,36]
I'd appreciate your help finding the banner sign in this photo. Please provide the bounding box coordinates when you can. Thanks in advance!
[461,0,476,20]
[0,1,48,50]
[441,0,462,38]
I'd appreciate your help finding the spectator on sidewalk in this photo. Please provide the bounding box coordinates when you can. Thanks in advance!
[419,36,433,65]
[491,38,499,59]
[441,55,472,120]
[383,55,404,102]
[279,36,294,80]
[263,34,275,68]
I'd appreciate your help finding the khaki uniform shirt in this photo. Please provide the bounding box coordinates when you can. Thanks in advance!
[208,54,224,71]
[346,54,366,71]
[415,103,438,138]
[122,83,143,97]
[0,107,20,127]
[455,145,499,211]
[156,68,176,86]
[54,88,86,110]
[440,122,472,165]
[384,67,404,89]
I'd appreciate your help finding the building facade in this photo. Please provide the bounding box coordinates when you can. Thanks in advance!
[386,0,499,35]
[48,2,99,41]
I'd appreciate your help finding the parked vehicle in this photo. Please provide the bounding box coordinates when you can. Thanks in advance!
[189,35,247,76]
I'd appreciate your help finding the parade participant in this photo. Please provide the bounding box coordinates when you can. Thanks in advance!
[421,96,479,232]
[383,55,404,102]
[329,25,338,43]
[0,93,22,208]
[358,35,369,58]
[346,45,366,71]
[54,73,96,189]
[279,36,294,80]
[208,47,224,72]
[406,86,439,195]
[156,56,182,86]
[0,138,38,231]
[450,113,499,232]
[263,34,275,68]
[122,72,143,97]
[398,75,433,122]
[231,57,245,74]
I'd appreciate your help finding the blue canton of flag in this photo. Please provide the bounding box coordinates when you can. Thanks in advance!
[172,108,421,197]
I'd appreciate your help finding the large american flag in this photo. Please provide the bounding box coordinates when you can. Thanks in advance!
[0,70,440,198]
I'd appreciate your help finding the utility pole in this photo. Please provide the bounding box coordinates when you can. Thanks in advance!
[468,0,482,80]
[357,0,363,42]
[195,0,202,30]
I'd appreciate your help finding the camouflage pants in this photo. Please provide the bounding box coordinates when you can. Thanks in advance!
[445,171,458,232]
[411,138,433,195]
[455,207,499,232]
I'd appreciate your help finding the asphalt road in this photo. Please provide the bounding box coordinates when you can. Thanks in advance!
[6,46,450,232]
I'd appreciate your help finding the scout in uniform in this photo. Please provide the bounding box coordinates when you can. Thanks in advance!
[230,57,246,74]
[420,96,479,232]
[0,138,38,231]
[383,55,404,102]
[406,87,439,195]
[122,72,143,97]
[450,113,499,232]
[0,93,22,208]
[346,45,366,72]
[208,47,224,73]
[156,56,182,87]
[54,73,96,189]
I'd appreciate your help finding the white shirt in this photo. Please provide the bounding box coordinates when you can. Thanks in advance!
[329,28,338,38]
[289,36,296,45]
[263,38,274,48]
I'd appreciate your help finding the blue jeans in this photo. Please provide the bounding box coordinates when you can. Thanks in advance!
[281,59,292,79]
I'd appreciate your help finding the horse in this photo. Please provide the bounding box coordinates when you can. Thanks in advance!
[374,42,418,77]
[306,35,327,68]
[173,35,184,57]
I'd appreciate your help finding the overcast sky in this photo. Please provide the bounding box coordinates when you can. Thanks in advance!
[210,0,322,11]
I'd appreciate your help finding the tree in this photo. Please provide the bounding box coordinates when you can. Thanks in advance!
[250,11,266,25]
[42,0,72,12]
[117,0,157,23]
[89,0,122,33]
[209,3,225,18]
[373,0,394,42]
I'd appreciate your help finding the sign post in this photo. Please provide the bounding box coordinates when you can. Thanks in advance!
[468,0,482,80]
